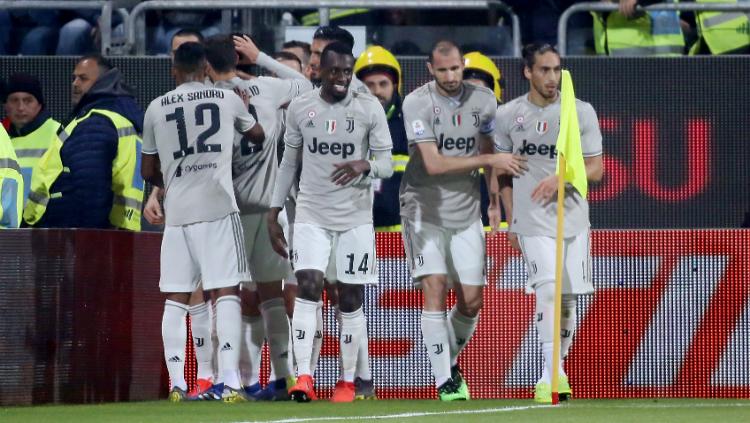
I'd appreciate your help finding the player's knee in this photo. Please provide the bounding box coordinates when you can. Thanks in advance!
[296,270,324,301]
[337,283,364,313]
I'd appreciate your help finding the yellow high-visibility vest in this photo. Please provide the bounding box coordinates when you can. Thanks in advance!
[24,109,144,231]
[0,125,24,228]
[690,0,750,55]
[10,117,60,203]
[593,1,685,56]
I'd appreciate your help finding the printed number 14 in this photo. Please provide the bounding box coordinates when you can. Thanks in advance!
[345,253,369,275]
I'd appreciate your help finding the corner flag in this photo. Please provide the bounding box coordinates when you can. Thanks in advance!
[555,70,587,199]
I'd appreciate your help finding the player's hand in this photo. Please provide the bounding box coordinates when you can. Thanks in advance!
[233,35,260,64]
[267,220,289,259]
[143,187,164,225]
[619,0,638,18]
[488,204,502,233]
[507,232,521,251]
[331,160,371,186]
[531,175,559,204]
[489,153,528,177]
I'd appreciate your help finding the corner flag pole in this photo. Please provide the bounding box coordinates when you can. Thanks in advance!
[551,153,566,406]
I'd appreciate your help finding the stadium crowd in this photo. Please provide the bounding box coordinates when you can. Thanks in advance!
[1,0,749,406]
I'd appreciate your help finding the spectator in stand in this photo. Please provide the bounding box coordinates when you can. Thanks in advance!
[4,74,61,203]
[150,11,221,55]
[594,0,686,55]
[688,0,750,55]
[23,55,144,230]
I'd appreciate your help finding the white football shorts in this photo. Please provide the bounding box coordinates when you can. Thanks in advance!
[517,229,593,294]
[160,212,249,293]
[292,222,378,285]
[401,219,485,287]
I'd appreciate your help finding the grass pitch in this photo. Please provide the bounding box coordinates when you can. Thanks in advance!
[1,399,748,423]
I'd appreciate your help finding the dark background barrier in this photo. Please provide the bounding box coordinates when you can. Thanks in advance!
[2,56,749,228]
[1,229,748,405]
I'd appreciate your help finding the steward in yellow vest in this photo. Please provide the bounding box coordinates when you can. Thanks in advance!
[593,0,686,56]
[24,56,144,230]
[690,0,750,55]
[4,73,60,203]
[0,124,23,228]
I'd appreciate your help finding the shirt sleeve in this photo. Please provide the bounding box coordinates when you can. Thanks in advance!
[479,93,497,135]
[257,52,308,81]
[493,103,514,153]
[402,94,435,145]
[283,99,303,148]
[142,103,158,155]
[578,101,603,157]
[260,76,313,110]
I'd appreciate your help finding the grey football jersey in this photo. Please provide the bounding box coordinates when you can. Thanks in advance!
[399,81,497,229]
[285,88,392,231]
[142,81,257,226]
[215,76,311,214]
[495,93,602,237]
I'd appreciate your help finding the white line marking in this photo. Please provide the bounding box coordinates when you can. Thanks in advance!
[236,405,551,423]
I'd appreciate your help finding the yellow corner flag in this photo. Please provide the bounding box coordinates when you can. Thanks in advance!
[556,70,587,199]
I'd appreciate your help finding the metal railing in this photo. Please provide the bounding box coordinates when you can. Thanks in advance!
[0,0,120,55]
[559,1,750,56]
[126,0,521,56]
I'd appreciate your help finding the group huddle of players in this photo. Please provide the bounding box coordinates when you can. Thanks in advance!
[140,25,603,405]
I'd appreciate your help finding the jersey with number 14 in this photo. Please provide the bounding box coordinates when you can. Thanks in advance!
[285,88,392,231]
[142,81,257,226]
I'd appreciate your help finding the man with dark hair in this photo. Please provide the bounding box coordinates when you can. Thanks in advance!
[194,33,312,402]
[399,39,526,401]
[141,41,265,403]
[282,40,311,72]
[4,73,60,202]
[309,26,368,94]
[495,43,603,403]
[171,28,203,58]
[268,41,393,403]
[24,54,144,230]
[274,51,303,74]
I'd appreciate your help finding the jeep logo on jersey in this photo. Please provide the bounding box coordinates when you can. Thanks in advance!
[519,139,557,159]
[309,138,355,158]
[536,120,549,134]
[325,119,336,134]
[437,133,476,152]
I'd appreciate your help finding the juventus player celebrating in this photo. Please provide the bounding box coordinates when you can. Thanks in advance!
[494,44,603,403]
[268,42,393,403]
[399,40,527,401]
[202,34,313,401]
[140,42,265,403]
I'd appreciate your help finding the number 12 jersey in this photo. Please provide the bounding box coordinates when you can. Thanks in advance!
[142,81,257,226]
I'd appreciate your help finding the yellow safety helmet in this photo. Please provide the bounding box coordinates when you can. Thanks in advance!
[354,45,403,95]
[463,51,503,102]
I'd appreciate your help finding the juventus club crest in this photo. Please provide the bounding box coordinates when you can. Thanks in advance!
[346,117,355,133]
[325,119,336,134]
[472,112,480,127]
[536,120,549,135]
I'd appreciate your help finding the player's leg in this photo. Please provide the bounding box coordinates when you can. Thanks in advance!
[330,224,377,403]
[447,220,486,399]
[239,287,264,396]
[287,223,332,402]
[159,225,200,402]
[402,219,462,401]
[245,212,294,401]
[187,284,217,399]
[193,213,251,402]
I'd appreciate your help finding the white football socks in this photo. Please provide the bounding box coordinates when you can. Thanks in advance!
[215,295,242,389]
[309,300,324,375]
[240,314,264,387]
[261,297,292,380]
[355,318,372,381]
[292,298,318,376]
[188,302,214,381]
[448,306,479,367]
[421,310,451,387]
[162,300,188,391]
[339,307,366,383]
